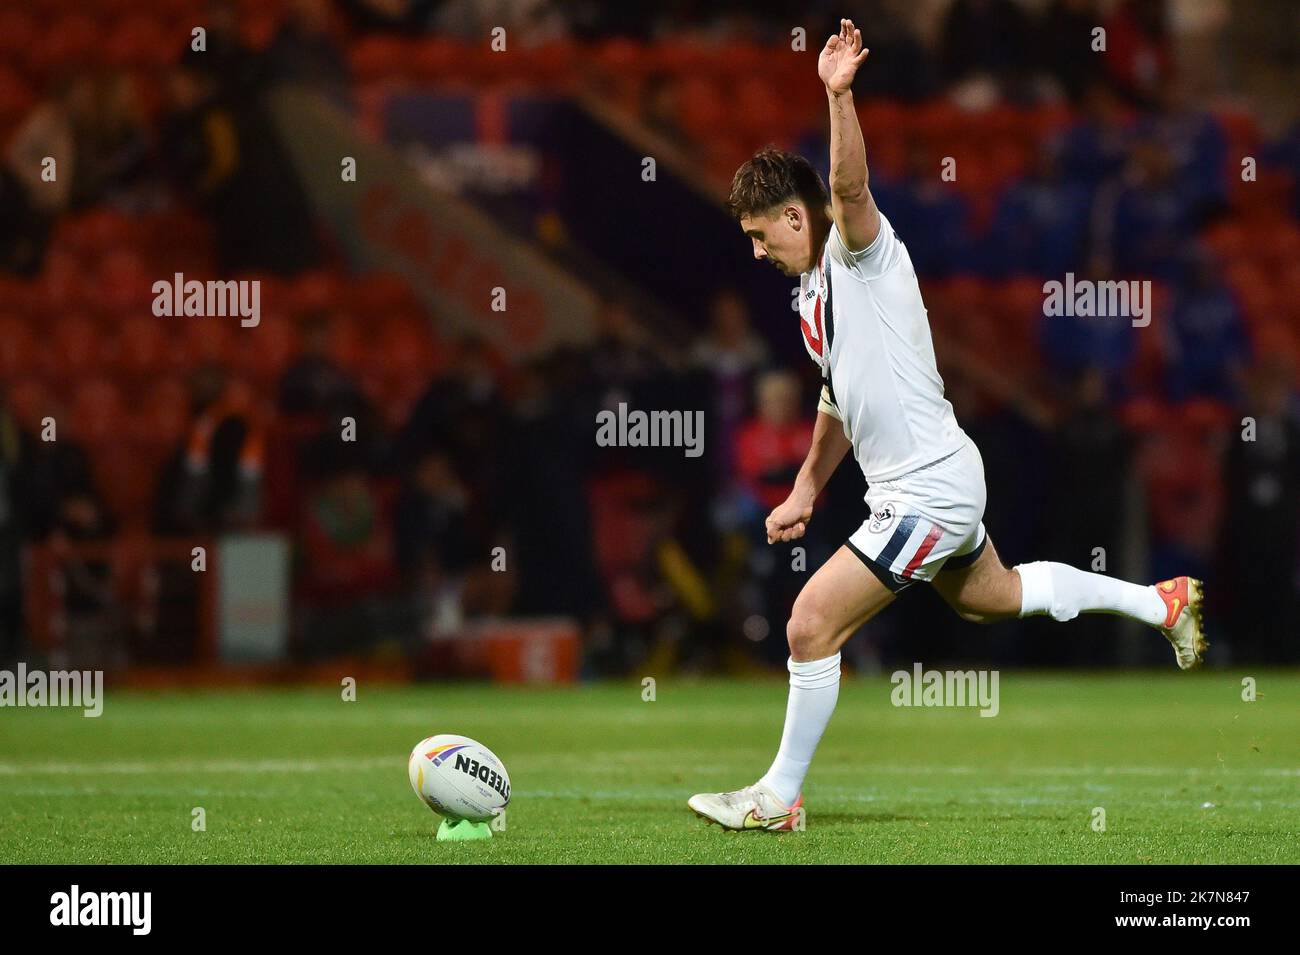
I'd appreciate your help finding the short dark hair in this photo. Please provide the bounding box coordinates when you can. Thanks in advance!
[725,146,829,220]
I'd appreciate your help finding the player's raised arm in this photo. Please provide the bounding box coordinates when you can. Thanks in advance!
[819,18,880,252]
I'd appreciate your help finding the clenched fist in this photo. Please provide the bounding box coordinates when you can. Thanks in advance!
[765,491,815,544]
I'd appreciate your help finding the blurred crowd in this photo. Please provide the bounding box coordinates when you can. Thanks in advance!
[1,0,1298,670]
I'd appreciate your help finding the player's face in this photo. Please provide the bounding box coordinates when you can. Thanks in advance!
[740,205,810,276]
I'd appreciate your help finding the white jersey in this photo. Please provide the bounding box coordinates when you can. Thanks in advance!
[798,212,966,484]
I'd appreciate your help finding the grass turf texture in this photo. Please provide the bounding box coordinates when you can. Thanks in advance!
[1,673,1297,864]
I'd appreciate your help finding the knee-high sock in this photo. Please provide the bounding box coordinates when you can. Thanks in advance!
[1015,561,1165,626]
[759,653,841,806]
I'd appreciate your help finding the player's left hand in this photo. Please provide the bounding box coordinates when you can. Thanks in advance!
[818,18,869,94]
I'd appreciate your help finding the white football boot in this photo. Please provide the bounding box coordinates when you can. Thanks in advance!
[1154,576,1207,670]
[688,782,803,831]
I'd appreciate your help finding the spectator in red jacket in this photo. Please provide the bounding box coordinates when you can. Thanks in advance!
[734,371,815,514]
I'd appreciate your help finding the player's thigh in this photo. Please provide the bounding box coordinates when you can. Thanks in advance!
[787,544,895,660]
[931,535,1021,623]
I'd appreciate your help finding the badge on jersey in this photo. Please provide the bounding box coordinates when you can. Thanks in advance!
[799,250,833,377]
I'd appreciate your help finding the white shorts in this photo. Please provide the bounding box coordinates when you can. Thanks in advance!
[846,436,988,593]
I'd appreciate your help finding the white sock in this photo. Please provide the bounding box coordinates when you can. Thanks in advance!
[1015,561,1165,627]
[759,653,841,806]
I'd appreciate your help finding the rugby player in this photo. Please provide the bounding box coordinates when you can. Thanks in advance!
[688,19,1206,832]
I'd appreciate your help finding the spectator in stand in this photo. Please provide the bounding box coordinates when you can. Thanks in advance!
[841,4,936,102]
[1040,260,1138,393]
[69,72,151,210]
[1,388,118,665]
[690,289,769,479]
[394,334,507,498]
[586,297,672,404]
[393,449,505,637]
[281,312,384,484]
[295,459,400,658]
[938,0,1033,93]
[337,0,440,33]
[0,398,21,663]
[732,370,816,666]
[7,402,103,543]
[265,0,353,109]
[985,144,1090,278]
[1043,368,1133,662]
[1219,354,1300,663]
[432,0,570,44]
[733,370,813,515]
[1033,0,1103,103]
[154,365,265,534]
[499,355,603,620]
[1103,141,1195,280]
[1163,247,1249,401]
[186,0,267,100]
[162,3,321,275]
[1137,78,1229,220]
[394,449,471,580]
[1052,79,1134,193]
[278,311,367,416]
[1102,0,1172,108]
[0,76,85,274]
[870,139,974,276]
[1261,118,1300,219]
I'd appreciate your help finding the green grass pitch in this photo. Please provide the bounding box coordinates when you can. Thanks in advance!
[2,672,1297,863]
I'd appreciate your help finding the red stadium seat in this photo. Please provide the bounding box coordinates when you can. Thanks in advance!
[50,315,105,378]
[3,379,51,431]
[733,76,792,141]
[96,248,154,315]
[114,315,174,377]
[350,36,414,85]
[1201,221,1249,262]
[0,66,34,126]
[368,316,436,383]
[0,11,38,63]
[103,14,179,70]
[0,316,37,379]
[234,311,299,383]
[289,271,345,314]
[515,40,578,90]
[88,447,154,528]
[132,377,191,447]
[70,377,126,444]
[33,13,104,71]
[327,314,365,370]
[409,37,472,86]
[178,319,236,367]
[674,76,725,141]
[349,272,420,314]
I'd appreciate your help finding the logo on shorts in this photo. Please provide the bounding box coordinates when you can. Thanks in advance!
[869,502,899,535]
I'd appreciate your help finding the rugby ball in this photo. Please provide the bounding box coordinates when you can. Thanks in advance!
[408,734,510,823]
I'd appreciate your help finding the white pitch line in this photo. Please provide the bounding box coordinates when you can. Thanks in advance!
[0,757,1296,777]
[0,756,397,775]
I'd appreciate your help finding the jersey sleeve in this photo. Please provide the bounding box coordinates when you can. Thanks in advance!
[826,210,903,280]
[817,383,842,420]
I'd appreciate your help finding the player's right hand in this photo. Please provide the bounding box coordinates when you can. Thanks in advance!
[765,493,814,544]
[819,18,870,94]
